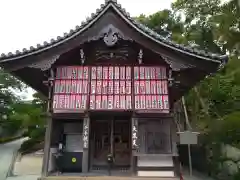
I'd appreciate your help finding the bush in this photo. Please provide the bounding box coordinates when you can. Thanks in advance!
[22,130,29,137]
[233,171,240,180]
[19,138,42,153]
[19,127,45,153]
[29,127,45,140]
[1,120,22,136]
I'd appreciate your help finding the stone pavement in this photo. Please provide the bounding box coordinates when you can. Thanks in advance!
[182,169,215,180]
[4,176,202,180]
[13,154,43,176]
[0,139,214,180]
[6,175,39,180]
[0,138,28,180]
[5,173,214,180]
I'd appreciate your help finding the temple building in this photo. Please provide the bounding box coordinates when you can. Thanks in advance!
[0,0,228,179]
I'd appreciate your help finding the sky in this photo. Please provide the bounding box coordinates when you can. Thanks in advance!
[0,0,173,100]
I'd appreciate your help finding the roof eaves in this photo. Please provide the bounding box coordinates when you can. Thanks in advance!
[0,1,112,62]
[0,0,228,64]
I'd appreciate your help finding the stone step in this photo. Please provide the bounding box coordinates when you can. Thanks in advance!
[137,170,175,178]
[41,176,179,180]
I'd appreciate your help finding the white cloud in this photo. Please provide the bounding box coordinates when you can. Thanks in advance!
[0,0,173,100]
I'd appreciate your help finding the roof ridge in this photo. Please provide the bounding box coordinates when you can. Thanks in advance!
[0,0,228,63]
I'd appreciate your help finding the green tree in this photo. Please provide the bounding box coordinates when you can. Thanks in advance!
[32,92,47,110]
[137,1,240,178]
[9,100,46,139]
[172,0,240,55]
[136,10,187,44]
[0,69,46,138]
[0,68,26,136]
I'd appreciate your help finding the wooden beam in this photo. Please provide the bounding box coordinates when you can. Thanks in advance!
[41,68,54,177]
[41,113,53,177]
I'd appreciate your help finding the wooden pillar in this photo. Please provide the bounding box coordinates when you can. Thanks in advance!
[82,116,90,173]
[41,113,53,177]
[41,69,54,178]
[131,117,138,175]
[171,118,178,155]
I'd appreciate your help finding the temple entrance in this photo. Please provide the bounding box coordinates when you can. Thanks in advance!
[90,117,131,170]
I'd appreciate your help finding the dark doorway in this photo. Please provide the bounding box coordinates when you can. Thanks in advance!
[90,116,131,170]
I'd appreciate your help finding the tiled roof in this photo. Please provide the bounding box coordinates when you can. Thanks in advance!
[0,0,228,63]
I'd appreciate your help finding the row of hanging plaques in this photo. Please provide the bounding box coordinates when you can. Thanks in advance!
[54,80,168,95]
[55,66,167,80]
[53,66,169,112]
[53,94,169,111]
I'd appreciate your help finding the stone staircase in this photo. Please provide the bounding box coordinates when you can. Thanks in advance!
[136,156,176,178]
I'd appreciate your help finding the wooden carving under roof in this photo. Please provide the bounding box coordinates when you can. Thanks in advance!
[161,55,195,71]
[95,46,129,62]
[86,24,132,43]
[28,55,60,71]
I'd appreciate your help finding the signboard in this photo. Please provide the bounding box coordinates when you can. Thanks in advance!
[132,118,138,149]
[177,131,199,145]
[83,118,90,149]
[134,66,169,112]
[177,131,200,177]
